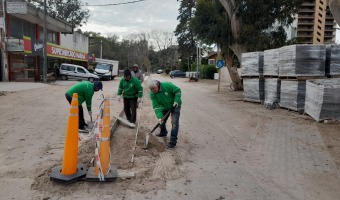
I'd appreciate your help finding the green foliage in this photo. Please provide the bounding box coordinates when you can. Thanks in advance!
[200,65,217,79]
[235,0,303,51]
[30,0,89,27]
[188,0,303,55]
[191,0,232,51]
[175,0,197,62]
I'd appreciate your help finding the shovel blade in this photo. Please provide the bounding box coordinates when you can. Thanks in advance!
[143,133,150,149]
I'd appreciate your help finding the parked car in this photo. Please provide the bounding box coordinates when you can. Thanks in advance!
[59,63,99,82]
[170,70,186,78]
[156,69,163,74]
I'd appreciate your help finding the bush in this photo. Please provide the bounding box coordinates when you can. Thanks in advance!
[200,65,217,79]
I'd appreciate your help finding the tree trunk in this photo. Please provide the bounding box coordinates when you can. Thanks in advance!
[329,0,340,25]
[224,54,243,90]
[218,0,246,90]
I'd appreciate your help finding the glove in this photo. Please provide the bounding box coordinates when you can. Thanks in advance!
[117,95,121,102]
[173,102,178,107]
[157,118,162,124]
[137,98,142,103]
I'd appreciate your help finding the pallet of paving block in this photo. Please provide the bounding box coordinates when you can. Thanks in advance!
[278,105,305,115]
[241,75,264,79]
[263,75,279,79]
[326,74,340,78]
[243,98,264,105]
[278,76,326,81]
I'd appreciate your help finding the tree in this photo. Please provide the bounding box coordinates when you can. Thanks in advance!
[217,0,303,59]
[29,0,89,27]
[149,30,179,71]
[175,0,197,70]
[329,0,340,25]
[191,0,242,88]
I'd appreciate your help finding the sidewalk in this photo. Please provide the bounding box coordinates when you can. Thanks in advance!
[0,82,50,92]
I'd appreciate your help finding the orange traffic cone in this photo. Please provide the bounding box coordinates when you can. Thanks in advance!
[50,93,87,183]
[86,95,117,181]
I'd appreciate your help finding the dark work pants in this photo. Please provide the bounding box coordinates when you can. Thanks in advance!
[123,97,138,123]
[160,106,181,145]
[65,93,85,129]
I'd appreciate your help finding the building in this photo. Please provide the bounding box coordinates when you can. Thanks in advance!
[296,0,336,44]
[0,0,90,82]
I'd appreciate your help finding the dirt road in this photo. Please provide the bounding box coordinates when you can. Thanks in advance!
[0,74,339,200]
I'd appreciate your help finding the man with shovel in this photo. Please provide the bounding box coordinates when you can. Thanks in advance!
[65,80,103,133]
[147,79,182,149]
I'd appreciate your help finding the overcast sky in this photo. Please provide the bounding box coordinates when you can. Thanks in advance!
[79,0,340,43]
[80,0,181,38]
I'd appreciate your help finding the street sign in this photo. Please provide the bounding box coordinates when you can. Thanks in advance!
[216,59,225,69]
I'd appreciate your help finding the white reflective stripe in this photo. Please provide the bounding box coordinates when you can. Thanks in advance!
[69,113,78,116]
[104,114,110,116]
[70,106,78,109]
[72,97,78,100]
[101,137,110,141]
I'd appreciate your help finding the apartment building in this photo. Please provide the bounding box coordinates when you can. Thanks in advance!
[296,0,336,44]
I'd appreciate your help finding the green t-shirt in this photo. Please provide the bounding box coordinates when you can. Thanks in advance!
[66,81,94,111]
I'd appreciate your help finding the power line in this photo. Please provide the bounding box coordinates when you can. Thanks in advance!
[83,0,147,7]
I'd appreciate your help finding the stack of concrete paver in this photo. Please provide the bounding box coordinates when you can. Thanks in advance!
[264,78,280,107]
[263,49,279,76]
[278,44,326,112]
[279,80,306,113]
[263,49,280,108]
[279,44,326,77]
[241,52,264,77]
[305,78,340,122]
[243,79,265,103]
[241,52,264,103]
[325,44,340,76]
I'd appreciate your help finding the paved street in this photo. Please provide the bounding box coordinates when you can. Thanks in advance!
[0,75,339,199]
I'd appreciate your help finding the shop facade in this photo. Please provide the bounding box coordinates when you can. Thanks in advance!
[0,1,78,82]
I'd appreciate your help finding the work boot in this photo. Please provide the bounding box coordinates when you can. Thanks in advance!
[166,143,176,149]
[156,132,167,137]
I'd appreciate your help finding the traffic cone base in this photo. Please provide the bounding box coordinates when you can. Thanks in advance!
[86,166,117,182]
[50,164,87,184]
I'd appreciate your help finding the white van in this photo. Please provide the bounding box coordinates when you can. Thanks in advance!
[59,63,99,82]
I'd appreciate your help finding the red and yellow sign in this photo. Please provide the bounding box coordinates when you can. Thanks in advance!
[23,36,88,62]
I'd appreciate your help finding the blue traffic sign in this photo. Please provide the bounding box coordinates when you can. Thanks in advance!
[216,59,225,69]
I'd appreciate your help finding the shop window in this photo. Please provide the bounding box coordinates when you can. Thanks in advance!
[10,54,37,81]
[9,16,23,38]
[47,31,58,44]
[23,21,36,39]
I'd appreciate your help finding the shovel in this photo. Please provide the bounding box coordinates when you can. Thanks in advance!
[143,106,175,149]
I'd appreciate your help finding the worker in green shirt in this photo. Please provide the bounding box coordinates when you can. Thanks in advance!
[117,69,143,124]
[65,81,103,132]
[147,79,182,149]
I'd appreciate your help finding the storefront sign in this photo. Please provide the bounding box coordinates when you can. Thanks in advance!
[23,36,88,61]
[7,2,27,14]
[32,39,44,56]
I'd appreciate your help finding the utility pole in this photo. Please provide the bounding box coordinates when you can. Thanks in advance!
[42,0,47,83]
[100,40,102,59]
